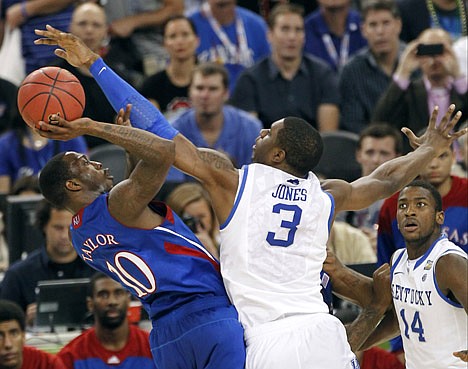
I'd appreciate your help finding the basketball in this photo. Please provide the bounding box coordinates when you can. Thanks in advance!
[17,66,85,130]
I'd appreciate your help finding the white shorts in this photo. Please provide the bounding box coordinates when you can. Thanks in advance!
[244,313,359,369]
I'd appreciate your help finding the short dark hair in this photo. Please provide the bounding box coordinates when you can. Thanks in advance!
[358,123,403,154]
[191,62,229,89]
[268,3,304,29]
[39,152,71,207]
[0,300,25,331]
[163,15,197,37]
[277,117,323,175]
[87,272,112,297]
[401,180,443,212]
[34,199,68,235]
[361,0,400,20]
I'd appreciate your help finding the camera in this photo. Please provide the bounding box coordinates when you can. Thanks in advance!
[182,214,201,233]
[416,43,444,56]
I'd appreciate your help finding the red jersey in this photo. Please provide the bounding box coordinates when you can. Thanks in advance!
[57,325,155,368]
[22,346,65,369]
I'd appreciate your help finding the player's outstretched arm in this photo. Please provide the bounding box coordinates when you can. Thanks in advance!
[325,105,467,213]
[37,107,175,225]
[345,263,393,352]
[35,25,239,222]
[323,250,374,307]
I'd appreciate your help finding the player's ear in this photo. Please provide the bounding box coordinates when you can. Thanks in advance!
[436,210,444,225]
[271,147,286,164]
[65,179,82,192]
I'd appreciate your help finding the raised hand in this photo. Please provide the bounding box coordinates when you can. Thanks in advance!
[402,104,466,154]
[34,24,99,68]
[115,104,133,127]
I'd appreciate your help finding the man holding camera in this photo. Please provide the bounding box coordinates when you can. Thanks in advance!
[373,27,467,153]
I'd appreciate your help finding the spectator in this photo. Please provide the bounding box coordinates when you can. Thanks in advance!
[190,0,271,91]
[1,0,74,74]
[0,112,87,193]
[0,201,94,327]
[166,182,220,258]
[0,78,17,135]
[397,0,467,42]
[102,0,184,81]
[230,3,340,130]
[54,2,134,149]
[58,273,155,369]
[0,299,66,369]
[140,15,199,122]
[342,123,402,250]
[304,0,367,72]
[373,28,467,153]
[167,62,262,182]
[339,0,404,133]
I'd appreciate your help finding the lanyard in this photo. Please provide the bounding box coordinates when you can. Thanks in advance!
[202,2,252,65]
[322,33,350,69]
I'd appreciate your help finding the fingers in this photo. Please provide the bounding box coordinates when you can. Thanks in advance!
[443,110,462,134]
[438,104,457,131]
[428,105,440,130]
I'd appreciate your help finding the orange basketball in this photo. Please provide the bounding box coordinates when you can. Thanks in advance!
[17,66,85,130]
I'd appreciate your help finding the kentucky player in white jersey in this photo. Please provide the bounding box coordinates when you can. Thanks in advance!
[363,180,467,368]
[34,25,468,369]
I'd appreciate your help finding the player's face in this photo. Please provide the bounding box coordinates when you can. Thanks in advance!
[189,73,228,118]
[420,148,454,186]
[88,278,130,329]
[66,152,114,193]
[268,13,305,61]
[397,186,443,244]
[70,3,107,53]
[44,208,75,260]
[0,320,25,369]
[356,136,399,176]
[164,18,199,61]
[361,10,401,56]
[252,120,283,164]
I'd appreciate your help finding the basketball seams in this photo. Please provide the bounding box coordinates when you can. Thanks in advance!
[17,66,85,129]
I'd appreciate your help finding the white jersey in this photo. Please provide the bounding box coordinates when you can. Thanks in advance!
[220,164,333,329]
[391,237,468,369]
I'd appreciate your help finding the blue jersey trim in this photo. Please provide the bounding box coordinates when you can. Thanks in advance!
[324,191,335,233]
[390,249,406,283]
[220,166,248,230]
[414,235,446,270]
[432,251,465,308]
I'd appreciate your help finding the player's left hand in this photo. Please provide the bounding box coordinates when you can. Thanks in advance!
[34,24,100,69]
[115,104,133,127]
[453,350,468,362]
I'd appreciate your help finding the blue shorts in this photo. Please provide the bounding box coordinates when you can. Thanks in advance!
[150,296,245,369]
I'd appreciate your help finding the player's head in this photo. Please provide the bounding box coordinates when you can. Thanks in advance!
[253,117,323,177]
[87,273,130,330]
[397,180,444,245]
[39,152,113,209]
[0,300,26,369]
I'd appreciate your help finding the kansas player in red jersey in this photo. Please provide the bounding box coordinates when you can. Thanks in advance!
[36,106,245,369]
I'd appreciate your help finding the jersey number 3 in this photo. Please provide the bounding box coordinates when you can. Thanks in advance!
[266,204,302,247]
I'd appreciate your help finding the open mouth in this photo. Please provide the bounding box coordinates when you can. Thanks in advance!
[403,219,419,232]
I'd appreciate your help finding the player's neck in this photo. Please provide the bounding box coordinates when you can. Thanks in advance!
[406,231,441,259]
[95,320,130,351]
